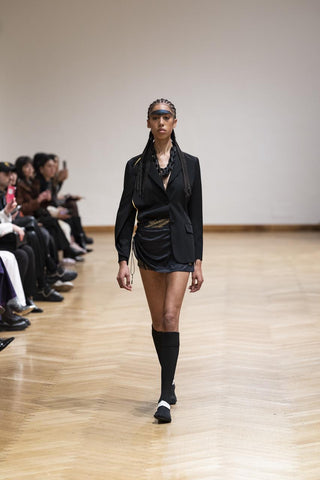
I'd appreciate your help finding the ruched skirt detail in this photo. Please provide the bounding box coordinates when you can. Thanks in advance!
[133,219,194,273]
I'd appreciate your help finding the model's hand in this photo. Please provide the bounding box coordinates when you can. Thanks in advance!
[189,259,204,293]
[117,261,132,291]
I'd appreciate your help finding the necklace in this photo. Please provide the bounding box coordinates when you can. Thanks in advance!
[152,145,176,178]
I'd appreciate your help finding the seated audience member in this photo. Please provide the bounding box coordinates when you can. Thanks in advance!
[0,162,69,302]
[48,153,93,247]
[14,157,77,294]
[38,153,88,254]
[0,163,39,308]
[16,154,83,262]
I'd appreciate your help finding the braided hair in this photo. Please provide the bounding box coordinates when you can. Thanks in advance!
[147,98,177,119]
[136,99,191,198]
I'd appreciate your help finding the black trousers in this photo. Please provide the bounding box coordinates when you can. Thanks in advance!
[0,257,17,305]
[36,215,70,252]
[39,226,59,270]
[65,215,85,246]
[14,217,58,285]
[14,245,37,298]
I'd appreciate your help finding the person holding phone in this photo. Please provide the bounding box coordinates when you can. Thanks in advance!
[46,153,93,249]
[115,98,204,423]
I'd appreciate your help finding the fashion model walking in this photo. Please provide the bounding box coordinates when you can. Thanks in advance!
[115,98,203,423]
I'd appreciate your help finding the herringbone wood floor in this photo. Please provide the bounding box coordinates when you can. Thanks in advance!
[0,231,320,479]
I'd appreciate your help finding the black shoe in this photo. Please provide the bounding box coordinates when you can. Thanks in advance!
[0,337,15,351]
[154,401,171,423]
[47,269,77,284]
[28,305,43,313]
[58,269,77,282]
[34,287,64,302]
[64,246,85,259]
[0,315,29,331]
[26,298,43,313]
[13,314,31,326]
[1,307,30,325]
[7,299,34,316]
[84,235,94,244]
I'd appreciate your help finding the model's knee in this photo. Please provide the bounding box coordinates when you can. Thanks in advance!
[162,311,178,331]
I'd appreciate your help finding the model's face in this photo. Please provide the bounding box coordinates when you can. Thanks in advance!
[147,103,177,140]
[22,162,34,180]
[40,160,56,180]
[0,171,11,190]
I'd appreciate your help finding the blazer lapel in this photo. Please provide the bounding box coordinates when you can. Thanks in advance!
[167,155,181,186]
[148,159,165,191]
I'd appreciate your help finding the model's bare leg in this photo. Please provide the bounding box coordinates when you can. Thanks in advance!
[162,271,189,331]
[139,269,190,422]
[139,269,189,331]
[139,269,166,331]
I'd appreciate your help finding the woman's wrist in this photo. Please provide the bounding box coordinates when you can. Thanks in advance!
[195,259,202,266]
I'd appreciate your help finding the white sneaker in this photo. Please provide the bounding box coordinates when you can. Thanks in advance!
[53,280,74,292]
[62,258,76,265]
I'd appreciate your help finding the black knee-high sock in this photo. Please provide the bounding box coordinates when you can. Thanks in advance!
[152,326,162,364]
[152,327,180,403]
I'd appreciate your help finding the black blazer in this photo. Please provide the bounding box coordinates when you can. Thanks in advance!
[115,152,203,264]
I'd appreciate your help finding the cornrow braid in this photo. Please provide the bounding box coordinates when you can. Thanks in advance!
[147,98,176,119]
[135,131,154,197]
[171,130,191,198]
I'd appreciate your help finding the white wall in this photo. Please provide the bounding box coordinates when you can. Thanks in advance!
[1,0,319,225]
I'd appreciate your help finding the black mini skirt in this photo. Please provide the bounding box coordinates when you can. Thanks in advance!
[133,219,194,273]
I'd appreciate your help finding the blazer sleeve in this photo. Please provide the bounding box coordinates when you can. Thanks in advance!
[188,157,203,261]
[115,160,136,263]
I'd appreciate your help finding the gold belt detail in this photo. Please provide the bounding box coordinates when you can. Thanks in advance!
[144,218,170,229]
